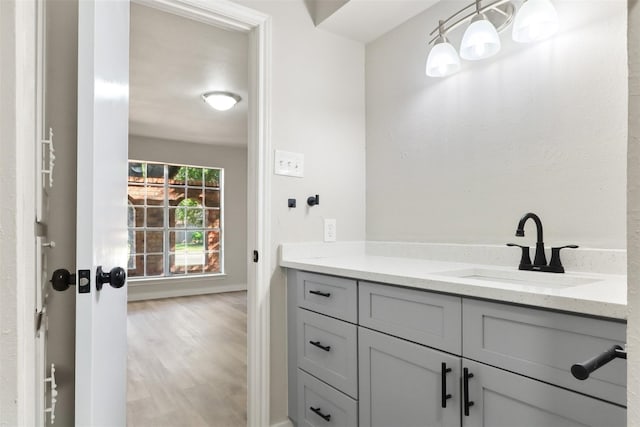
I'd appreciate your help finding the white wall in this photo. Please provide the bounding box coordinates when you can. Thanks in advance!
[627,0,639,422]
[236,1,366,422]
[0,0,20,422]
[127,135,248,300]
[233,0,366,423]
[366,0,628,249]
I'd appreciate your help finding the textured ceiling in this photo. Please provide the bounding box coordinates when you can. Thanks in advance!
[129,3,248,146]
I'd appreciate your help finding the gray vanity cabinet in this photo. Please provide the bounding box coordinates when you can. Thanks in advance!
[358,327,461,427]
[462,359,626,427]
[287,269,627,427]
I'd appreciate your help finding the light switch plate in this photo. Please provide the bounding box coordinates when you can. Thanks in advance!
[274,150,304,177]
[324,218,336,242]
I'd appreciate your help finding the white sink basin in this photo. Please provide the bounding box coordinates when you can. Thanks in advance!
[435,268,600,289]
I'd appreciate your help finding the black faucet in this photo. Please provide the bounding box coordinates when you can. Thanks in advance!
[516,212,547,267]
[508,212,578,273]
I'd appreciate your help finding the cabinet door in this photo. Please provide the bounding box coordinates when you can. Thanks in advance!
[359,327,461,427]
[462,360,626,427]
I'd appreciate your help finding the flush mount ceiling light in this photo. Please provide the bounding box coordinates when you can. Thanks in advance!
[425,0,559,77]
[202,91,242,111]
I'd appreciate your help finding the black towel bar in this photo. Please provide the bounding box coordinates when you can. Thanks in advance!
[571,345,626,380]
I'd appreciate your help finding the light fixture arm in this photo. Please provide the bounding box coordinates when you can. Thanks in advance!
[427,0,514,45]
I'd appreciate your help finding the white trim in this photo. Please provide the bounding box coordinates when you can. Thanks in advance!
[130,1,271,426]
[270,419,294,427]
[4,0,39,424]
[127,282,246,301]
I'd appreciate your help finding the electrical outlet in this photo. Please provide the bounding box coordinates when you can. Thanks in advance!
[324,219,336,242]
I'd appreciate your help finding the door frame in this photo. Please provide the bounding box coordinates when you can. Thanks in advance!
[15,0,272,425]
[130,1,272,425]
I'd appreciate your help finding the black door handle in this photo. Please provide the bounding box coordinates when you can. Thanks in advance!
[50,269,76,292]
[309,290,331,297]
[310,407,331,422]
[463,367,474,416]
[96,266,126,291]
[441,362,452,408]
[309,341,331,352]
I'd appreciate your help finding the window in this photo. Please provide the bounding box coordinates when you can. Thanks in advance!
[127,161,223,278]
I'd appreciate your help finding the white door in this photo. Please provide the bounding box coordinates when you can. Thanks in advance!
[76,0,130,425]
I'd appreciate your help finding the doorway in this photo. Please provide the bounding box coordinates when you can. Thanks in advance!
[126,2,250,424]
[33,0,271,425]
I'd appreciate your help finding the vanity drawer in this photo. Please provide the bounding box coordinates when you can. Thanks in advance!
[359,281,462,354]
[298,308,358,398]
[298,369,358,427]
[463,298,627,406]
[297,272,357,323]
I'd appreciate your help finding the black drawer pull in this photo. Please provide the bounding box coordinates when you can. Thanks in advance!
[571,344,627,380]
[309,290,331,297]
[441,362,452,408]
[309,340,331,352]
[463,367,474,416]
[310,406,331,422]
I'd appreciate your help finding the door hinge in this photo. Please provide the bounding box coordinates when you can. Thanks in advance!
[253,250,259,263]
[35,308,46,335]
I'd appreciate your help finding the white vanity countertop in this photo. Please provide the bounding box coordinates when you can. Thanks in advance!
[280,252,628,320]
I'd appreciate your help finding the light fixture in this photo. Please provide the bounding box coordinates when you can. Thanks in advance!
[425,0,559,77]
[512,0,559,43]
[460,9,501,60]
[426,21,461,77]
[202,91,241,111]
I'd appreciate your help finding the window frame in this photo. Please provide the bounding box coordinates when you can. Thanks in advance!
[127,160,225,280]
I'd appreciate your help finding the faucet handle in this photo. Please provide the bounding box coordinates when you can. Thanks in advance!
[548,245,579,273]
[507,243,532,269]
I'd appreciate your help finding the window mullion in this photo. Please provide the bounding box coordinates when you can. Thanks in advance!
[163,164,170,277]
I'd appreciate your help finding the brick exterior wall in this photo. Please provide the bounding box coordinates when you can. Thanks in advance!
[127,175,221,277]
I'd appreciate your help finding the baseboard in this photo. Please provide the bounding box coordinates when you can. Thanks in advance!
[127,282,247,301]
[271,419,294,427]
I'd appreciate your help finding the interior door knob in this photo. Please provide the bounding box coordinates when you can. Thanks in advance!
[50,268,76,292]
[96,266,126,291]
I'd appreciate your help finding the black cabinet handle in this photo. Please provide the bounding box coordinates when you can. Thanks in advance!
[310,406,331,422]
[309,341,331,352]
[309,290,331,297]
[571,344,626,380]
[441,362,452,408]
[463,367,474,416]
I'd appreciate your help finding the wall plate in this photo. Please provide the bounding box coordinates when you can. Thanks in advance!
[274,150,304,178]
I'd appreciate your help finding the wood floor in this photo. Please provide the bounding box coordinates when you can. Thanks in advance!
[127,292,247,427]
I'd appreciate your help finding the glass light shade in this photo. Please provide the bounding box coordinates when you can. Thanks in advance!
[512,0,558,43]
[426,40,461,77]
[459,17,501,60]
[202,91,241,111]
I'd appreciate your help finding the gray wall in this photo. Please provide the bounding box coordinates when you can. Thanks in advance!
[128,135,248,299]
[44,1,78,425]
[366,0,628,249]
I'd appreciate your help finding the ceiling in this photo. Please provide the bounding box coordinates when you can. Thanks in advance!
[314,0,441,43]
[129,3,248,147]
